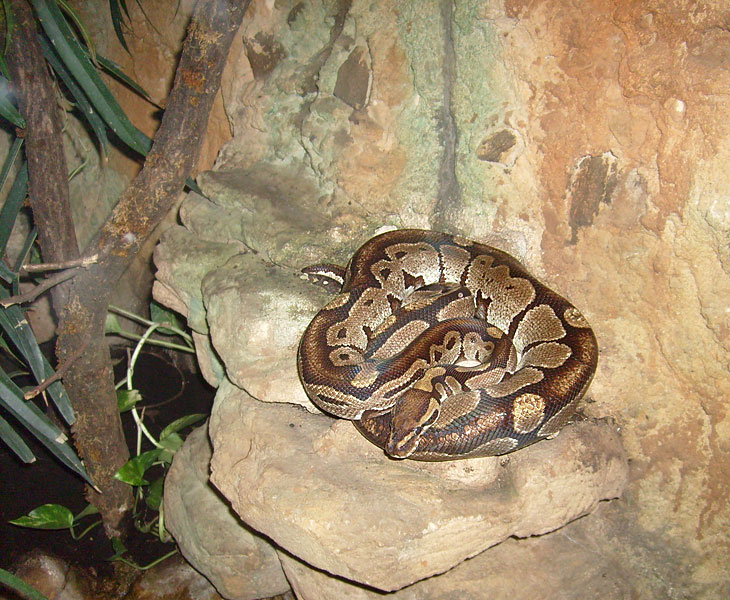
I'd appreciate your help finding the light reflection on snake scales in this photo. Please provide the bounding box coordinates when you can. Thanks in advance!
[297,229,598,461]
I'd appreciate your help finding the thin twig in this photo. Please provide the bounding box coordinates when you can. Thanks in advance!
[21,254,98,273]
[0,267,81,307]
[24,338,90,400]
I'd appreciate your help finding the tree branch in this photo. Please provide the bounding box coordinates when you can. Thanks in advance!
[5,0,80,311]
[52,0,250,539]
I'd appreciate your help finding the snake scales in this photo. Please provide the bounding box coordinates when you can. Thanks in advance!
[298,229,598,461]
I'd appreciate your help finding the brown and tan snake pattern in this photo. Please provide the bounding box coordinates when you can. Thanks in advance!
[298,229,598,461]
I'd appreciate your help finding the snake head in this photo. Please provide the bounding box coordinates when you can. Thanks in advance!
[386,389,440,459]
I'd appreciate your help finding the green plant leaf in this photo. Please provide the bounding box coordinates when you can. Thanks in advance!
[105,312,123,334]
[0,367,93,485]
[12,225,37,274]
[0,136,24,200]
[95,53,154,102]
[145,476,164,510]
[158,432,182,454]
[115,448,160,486]
[0,77,26,128]
[109,535,127,560]
[55,0,97,60]
[10,503,74,530]
[39,36,109,155]
[0,414,35,463]
[149,301,184,333]
[74,503,99,522]
[31,0,150,155]
[117,388,142,413]
[108,0,130,52]
[159,413,206,441]
[0,160,28,257]
[0,286,73,424]
[0,567,49,600]
[0,367,63,441]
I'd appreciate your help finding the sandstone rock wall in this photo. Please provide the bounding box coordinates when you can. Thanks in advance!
[152,1,730,598]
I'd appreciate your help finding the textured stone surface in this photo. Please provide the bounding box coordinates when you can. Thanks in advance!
[277,502,634,600]
[208,381,627,592]
[164,426,290,600]
[151,0,730,597]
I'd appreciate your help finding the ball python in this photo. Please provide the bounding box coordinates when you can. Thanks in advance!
[297,229,598,461]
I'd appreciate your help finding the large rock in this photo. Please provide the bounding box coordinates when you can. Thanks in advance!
[164,425,290,600]
[209,381,627,592]
[153,0,730,597]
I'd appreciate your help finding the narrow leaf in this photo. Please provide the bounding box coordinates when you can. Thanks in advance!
[0,137,24,198]
[55,0,97,59]
[0,414,35,463]
[0,368,63,441]
[0,368,93,485]
[0,77,26,128]
[0,567,49,600]
[39,37,109,155]
[0,161,28,256]
[108,0,130,52]
[0,286,73,421]
[11,225,37,274]
[95,53,154,103]
[31,0,150,155]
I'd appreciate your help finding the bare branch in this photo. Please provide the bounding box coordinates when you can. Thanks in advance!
[24,338,90,400]
[21,255,98,273]
[0,268,82,307]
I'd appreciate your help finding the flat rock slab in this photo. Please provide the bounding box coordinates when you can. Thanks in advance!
[209,381,628,592]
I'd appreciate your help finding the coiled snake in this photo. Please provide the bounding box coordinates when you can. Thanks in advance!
[298,229,598,461]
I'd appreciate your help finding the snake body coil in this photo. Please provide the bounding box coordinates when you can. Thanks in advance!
[298,229,598,461]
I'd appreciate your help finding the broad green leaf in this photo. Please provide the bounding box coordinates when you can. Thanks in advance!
[105,312,123,334]
[158,432,182,454]
[115,448,161,486]
[149,301,184,333]
[10,503,74,530]
[0,567,49,600]
[0,414,35,463]
[109,535,127,559]
[145,476,164,510]
[117,388,142,413]
[74,503,99,522]
[159,413,205,441]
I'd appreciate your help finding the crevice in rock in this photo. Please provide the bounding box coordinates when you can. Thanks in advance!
[433,0,463,231]
[295,0,352,191]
